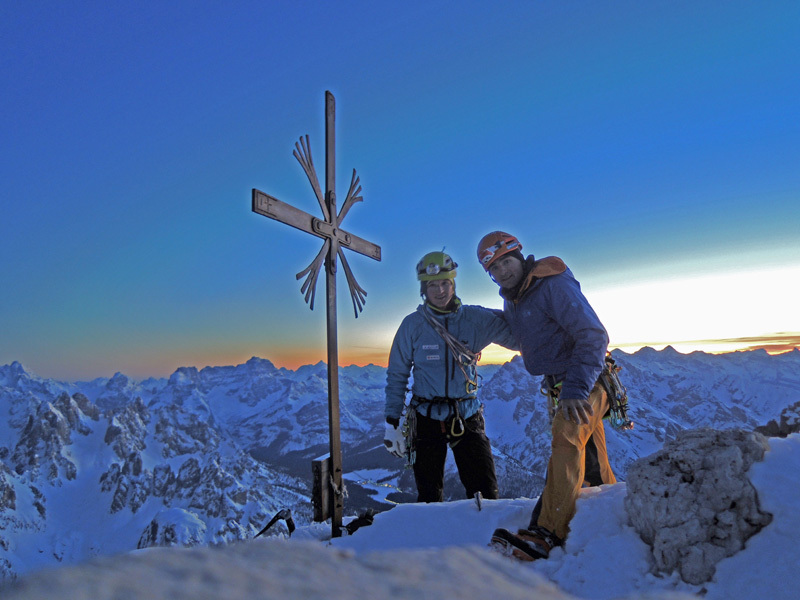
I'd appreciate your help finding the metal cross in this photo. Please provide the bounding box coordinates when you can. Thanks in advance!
[252,91,381,538]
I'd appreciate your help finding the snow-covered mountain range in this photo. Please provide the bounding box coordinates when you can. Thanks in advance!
[1,347,799,581]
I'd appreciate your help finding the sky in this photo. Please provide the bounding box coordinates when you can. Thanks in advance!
[2,0,799,381]
[6,434,799,599]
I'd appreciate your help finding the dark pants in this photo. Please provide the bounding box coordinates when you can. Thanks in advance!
[412,410,499,503]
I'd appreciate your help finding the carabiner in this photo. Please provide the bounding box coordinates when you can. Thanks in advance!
[450,415,465,438]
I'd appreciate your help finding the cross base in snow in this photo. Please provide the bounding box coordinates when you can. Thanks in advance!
[312,454,331,523]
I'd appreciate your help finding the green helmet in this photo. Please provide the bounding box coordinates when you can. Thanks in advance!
[416,251,458,282]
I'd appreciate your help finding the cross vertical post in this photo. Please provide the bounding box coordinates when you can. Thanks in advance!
[323,91,344,533]
[251,91,381,538]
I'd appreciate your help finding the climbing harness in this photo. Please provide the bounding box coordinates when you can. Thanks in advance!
[540,354,634,431]
[410,394,467,447]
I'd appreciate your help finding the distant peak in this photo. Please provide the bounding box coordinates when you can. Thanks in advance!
[0,360,30,386]
[245,356,277,372]
[632,346,658,356]
[9,360,27,373]
[168,366,200,386]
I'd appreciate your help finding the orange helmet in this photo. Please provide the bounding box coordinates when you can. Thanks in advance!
[476,231,522,271]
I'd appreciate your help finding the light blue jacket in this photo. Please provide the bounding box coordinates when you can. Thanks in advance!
[385,301,518,422]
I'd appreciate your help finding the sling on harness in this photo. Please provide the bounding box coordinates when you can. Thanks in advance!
[420,304,480,395]
[399,305,482,467]
[540,354,634,431]
[598,354,634,430]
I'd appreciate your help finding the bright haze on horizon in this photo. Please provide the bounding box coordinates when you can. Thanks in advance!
[2,1,799,380]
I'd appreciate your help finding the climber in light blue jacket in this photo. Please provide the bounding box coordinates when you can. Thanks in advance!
[383,251,517,503]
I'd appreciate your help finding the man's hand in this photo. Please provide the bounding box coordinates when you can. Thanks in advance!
[558,397,593,425]
[383,418,407,458]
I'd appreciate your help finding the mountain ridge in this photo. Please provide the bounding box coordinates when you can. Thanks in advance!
[2,347,799,580]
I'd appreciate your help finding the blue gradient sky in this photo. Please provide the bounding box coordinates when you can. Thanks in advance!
[3,1,799,381]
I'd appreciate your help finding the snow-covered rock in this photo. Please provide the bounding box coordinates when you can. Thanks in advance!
[624,428,772,584]
[755,398,800,438]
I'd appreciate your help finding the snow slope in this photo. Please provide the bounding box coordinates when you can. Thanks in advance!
[2,434,797,599]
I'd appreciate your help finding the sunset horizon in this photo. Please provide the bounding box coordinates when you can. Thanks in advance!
[4,2,798,386]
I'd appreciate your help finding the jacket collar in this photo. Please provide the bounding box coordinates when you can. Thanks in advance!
[421,295,462,315]
[500,255,567,303]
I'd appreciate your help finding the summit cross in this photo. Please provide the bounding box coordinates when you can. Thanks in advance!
[252,91,381,537]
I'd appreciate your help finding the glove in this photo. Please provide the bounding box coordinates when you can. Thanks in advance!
[383,418,407,458]
[558,397,594,425]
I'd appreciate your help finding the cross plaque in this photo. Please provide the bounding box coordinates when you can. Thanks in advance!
[252,91,381,538]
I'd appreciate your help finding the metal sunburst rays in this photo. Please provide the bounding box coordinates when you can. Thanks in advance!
[290,135,372,317]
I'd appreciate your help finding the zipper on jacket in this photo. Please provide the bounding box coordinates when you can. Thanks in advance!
[444,315,450,399]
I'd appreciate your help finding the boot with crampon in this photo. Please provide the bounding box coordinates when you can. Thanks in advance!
[489,525,560,561]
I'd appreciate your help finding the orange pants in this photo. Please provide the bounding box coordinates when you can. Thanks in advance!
[537,382,617,541]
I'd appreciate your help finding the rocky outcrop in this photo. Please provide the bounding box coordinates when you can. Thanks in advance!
[136,508,208,549]
[11,395,87,482]
[104,397,149,459]
[756,399,800,438]
[624,428,773,585]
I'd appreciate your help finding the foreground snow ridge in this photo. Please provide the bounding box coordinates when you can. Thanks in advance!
[1,540,584,600]
[3,434,798,600]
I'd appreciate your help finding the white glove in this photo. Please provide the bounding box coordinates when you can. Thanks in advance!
[383,419,407,458]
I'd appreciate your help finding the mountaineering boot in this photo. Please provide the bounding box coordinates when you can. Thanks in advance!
[489,526,559,561]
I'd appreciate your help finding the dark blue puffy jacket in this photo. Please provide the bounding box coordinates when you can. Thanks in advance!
[501,256,609,401]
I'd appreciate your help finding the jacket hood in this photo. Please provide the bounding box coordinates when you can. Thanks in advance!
[501,255,567,303]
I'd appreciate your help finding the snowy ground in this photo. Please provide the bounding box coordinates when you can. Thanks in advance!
[2,434,797,600]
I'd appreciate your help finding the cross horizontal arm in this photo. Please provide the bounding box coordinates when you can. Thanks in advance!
[252,189,381,261]
[253,189,317,237]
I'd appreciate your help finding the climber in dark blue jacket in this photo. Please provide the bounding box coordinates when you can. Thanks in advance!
[477,231,617,561]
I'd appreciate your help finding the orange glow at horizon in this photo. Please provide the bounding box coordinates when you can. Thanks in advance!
[220,331,800,373]
[247,346,392,371]
[608,332,800,358]
[111,332,799,381]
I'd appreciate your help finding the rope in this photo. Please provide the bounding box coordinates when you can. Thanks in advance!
[329,474,348,499]
[420,304,479,393]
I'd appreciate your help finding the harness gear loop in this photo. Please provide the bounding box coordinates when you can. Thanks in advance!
[599,354,634,431]
[541,355,633,431]
[402,408,417,467]
[540,377,562,425]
